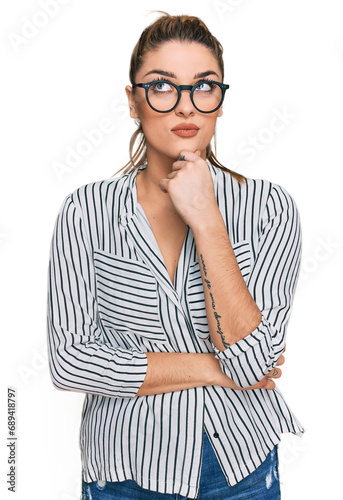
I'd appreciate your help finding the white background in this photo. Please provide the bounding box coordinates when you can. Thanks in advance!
[1,1,342,498]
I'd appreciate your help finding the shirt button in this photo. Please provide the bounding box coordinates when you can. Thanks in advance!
[120,214,127,226]
[213,432,219,438]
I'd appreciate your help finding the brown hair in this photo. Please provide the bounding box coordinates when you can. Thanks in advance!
[112,11,246,184]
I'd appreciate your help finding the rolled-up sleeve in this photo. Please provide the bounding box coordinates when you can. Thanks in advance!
[212,183,302,388]
[46,194,148,398]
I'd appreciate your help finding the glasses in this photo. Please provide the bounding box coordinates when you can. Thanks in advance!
[132,79,230,113]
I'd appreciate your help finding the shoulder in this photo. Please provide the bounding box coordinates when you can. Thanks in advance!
[72,175,128,204]
[60,174,131,216]
[212,163,299,215]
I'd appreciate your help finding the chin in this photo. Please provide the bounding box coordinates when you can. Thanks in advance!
[171,141,200,154]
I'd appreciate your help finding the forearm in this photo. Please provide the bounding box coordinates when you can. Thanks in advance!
[135,352,238,396]
[191,208,262,351]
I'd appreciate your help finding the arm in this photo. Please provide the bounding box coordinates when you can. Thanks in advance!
[135,351,282,396]
[47,194,148,398]
[136,352,230,396]
[191,184,301,388]
[193,217,262,349]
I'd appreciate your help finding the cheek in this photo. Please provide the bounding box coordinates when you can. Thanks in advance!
[202,118,217,139]
[142,116,164,133]
[137,99,158,121]
[141,117,167,145]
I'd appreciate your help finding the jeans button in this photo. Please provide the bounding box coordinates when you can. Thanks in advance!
[96,480,106,490]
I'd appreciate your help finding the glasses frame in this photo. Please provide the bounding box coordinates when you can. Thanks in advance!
[131,79,230,114]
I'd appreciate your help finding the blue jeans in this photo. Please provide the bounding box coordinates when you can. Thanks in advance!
[82,430,281,499]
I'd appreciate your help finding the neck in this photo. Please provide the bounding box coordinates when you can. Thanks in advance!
[144,149,175,183]
[136,150,176,208]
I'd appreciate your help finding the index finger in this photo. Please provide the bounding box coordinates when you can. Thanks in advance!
[178,150,201,162]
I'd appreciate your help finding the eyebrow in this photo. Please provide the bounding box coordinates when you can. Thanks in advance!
[143,69,220,79]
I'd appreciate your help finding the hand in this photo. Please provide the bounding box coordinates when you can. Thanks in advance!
[240,352,285,391]
[213,347,286,391]
[158,150,219,228]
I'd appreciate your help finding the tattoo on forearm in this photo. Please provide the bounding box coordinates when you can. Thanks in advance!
[200,254,208,277]
[200,254,231,349]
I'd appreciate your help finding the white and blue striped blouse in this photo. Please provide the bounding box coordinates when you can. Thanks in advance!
[46,159,305,499]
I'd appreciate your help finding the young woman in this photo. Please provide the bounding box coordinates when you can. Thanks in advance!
[47,12,305,500]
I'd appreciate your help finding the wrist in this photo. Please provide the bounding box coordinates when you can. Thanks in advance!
[190,205,225,237]
[202,353,221,386]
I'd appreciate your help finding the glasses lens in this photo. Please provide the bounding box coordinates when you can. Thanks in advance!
[147,81,178,112]
[192,82,223,112]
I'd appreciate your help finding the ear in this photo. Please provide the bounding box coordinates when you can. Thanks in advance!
[217,105,223,118]
[125,85,140,119]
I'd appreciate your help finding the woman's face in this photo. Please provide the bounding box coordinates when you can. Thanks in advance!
[126,40,224,163]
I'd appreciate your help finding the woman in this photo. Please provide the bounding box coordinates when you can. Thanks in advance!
[46,12,305,500]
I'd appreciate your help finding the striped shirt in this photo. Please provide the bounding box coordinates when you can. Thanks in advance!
[46,159,305,499]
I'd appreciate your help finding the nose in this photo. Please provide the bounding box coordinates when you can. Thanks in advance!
[175,89,195,115]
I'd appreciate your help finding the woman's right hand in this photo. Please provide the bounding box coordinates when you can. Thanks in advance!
[240,353,285,391]
[213,345,286,391]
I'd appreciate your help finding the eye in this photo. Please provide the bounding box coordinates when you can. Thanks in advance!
[150,80,173,92]
[195,80,215,92]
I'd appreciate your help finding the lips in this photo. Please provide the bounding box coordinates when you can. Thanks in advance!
[171,123,199,137]
[171,123,199,131]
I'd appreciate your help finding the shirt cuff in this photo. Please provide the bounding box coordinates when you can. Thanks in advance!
[211,316,276,388]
